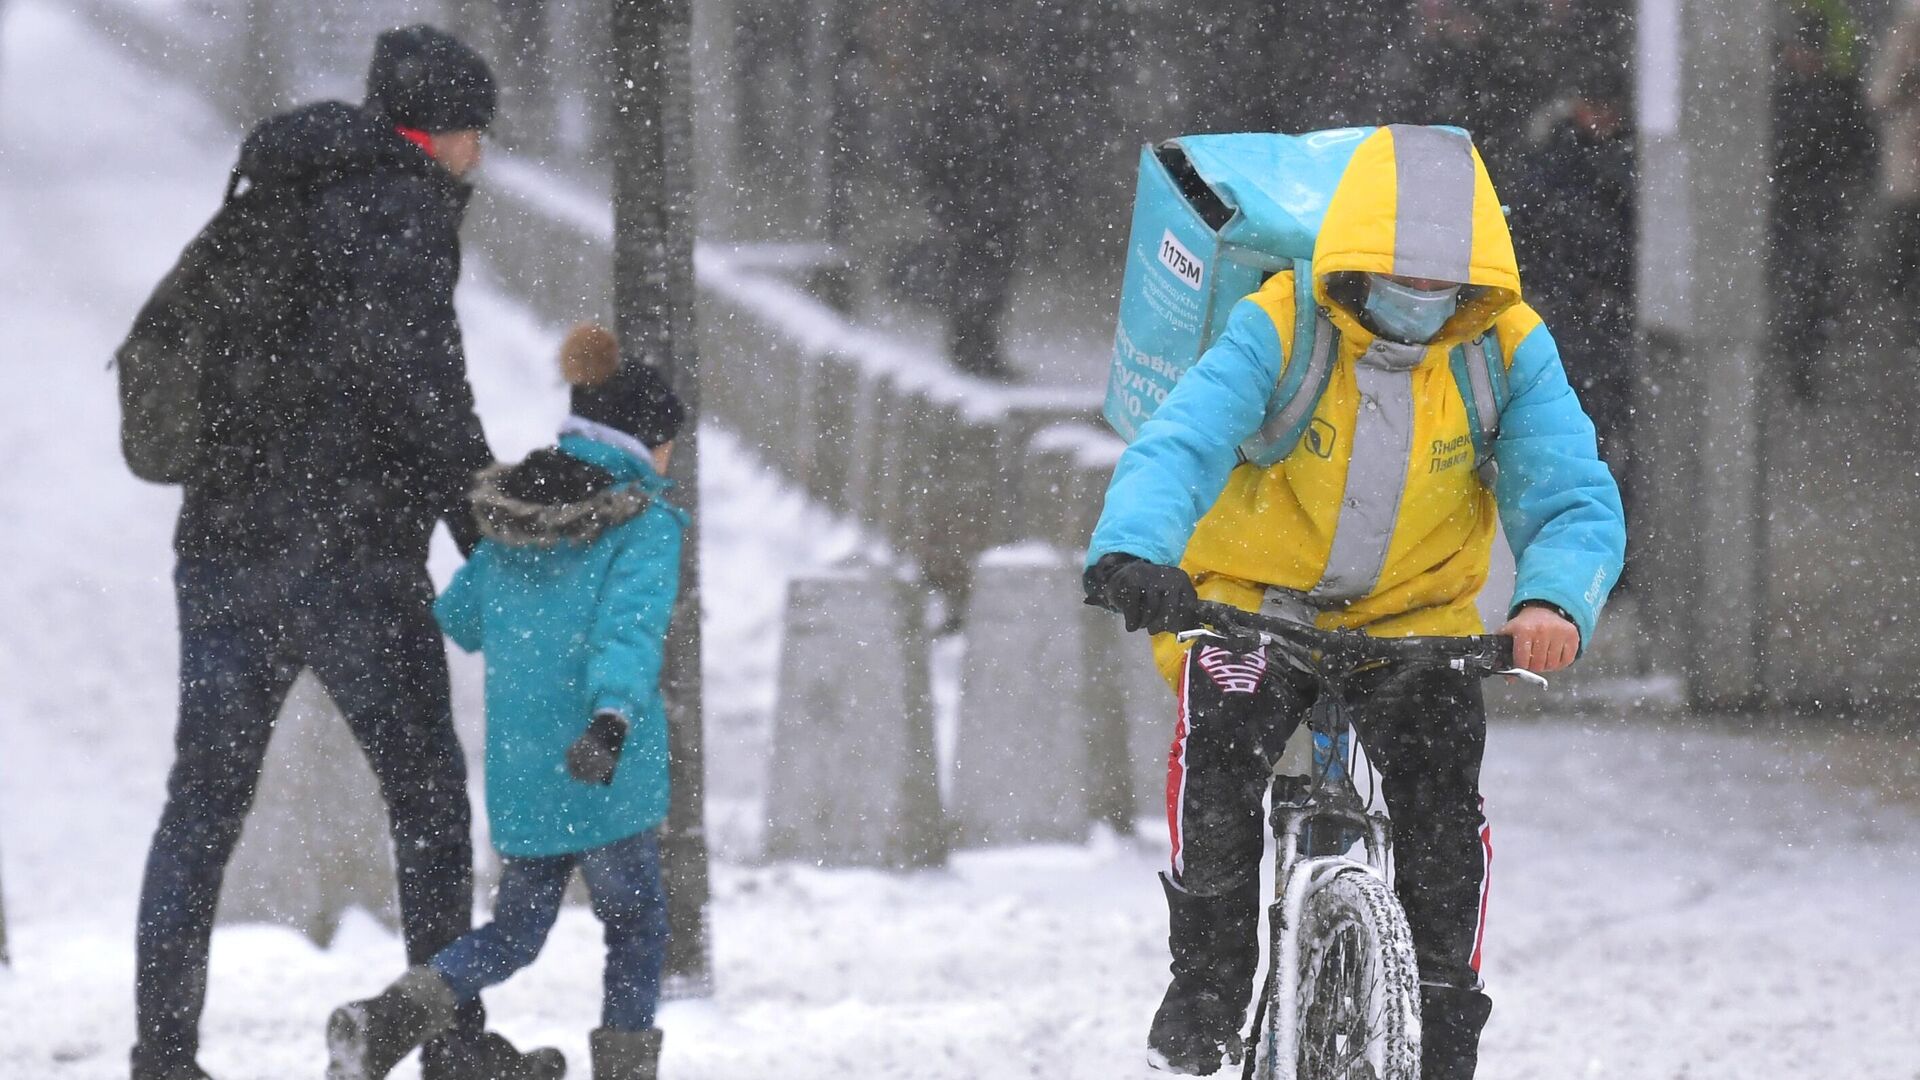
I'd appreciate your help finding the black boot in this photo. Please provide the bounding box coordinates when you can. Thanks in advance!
[1146,872,1261,1075]
[590,1028,663,1080]
[326,966,458,1080]
[1419,980,1493,1080]
[471,1030,568,1080]
[129,1049,214,1080]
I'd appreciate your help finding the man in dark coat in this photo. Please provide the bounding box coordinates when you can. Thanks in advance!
[909,12,1025,381]
[1515,65,1638,543]
[131,26,541,1080]
[1772,1,1875,401]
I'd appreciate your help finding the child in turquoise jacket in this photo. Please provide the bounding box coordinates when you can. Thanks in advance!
[327,325,688,1080]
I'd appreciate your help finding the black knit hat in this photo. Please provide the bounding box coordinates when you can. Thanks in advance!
[365,25,497,133]
[561,324,687,449]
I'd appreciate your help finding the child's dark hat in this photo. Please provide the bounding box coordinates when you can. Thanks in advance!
[562,324,687,450]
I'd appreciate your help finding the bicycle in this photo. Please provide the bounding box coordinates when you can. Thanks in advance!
[1175,601,1544,1080]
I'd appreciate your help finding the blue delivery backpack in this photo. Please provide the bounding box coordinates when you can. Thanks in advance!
[1103,129,1508,471]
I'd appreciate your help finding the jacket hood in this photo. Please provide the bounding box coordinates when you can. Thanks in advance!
[234,101,435,189]
[1312,125,1522,347]
[471,433,679,549]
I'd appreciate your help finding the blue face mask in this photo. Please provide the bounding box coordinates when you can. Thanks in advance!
[1363,276,1462,344]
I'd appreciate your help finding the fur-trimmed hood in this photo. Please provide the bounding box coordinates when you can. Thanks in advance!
[471,443,655,548]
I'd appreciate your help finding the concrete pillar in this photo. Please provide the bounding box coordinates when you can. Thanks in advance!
[1634,0,1772,709]
[764,563,946,867]
[951,547,1135,844]
[219,671,398,945]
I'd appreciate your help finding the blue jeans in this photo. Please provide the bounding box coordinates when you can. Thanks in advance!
[135,557,478,1070]
[431,830,669,1031]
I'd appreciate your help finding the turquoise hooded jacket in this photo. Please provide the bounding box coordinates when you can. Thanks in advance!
[435,432,687,858]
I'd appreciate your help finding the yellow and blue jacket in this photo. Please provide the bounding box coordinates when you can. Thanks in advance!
[1087,125,1627,686]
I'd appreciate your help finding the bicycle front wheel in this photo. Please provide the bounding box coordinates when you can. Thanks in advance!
[1288,870,1422,1080]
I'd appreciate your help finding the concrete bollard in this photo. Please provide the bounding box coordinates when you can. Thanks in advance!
[219,670,398,945]
[764,563,947,868]
[950,546,1137,845]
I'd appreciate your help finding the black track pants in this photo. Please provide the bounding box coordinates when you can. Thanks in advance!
[1164,642,1495,1066]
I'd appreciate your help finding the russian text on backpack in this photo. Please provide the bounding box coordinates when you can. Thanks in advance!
[1103,130,1508,475]
[115,167,315,485]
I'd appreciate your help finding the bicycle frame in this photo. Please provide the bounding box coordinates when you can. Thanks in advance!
[1265,680,1395,1080]
[1178,601,1538,1080]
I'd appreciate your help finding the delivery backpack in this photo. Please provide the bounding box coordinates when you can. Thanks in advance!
[1103,128,1509,474]
[115,152,319,484]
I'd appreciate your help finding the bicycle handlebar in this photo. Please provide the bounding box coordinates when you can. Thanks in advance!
[1183,600,1535,683]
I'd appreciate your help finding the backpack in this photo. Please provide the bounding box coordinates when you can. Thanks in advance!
[1103,129,1509,477]
[115,166,317,485]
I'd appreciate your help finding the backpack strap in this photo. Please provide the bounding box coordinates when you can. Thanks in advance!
[1239,258,1338,466]
[1451,331,1509,485]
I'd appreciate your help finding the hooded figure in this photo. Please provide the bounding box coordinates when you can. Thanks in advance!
[1085,125,1625,1079]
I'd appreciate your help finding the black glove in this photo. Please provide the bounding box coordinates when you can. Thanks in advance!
[566,711,630,786]
[1085,552,1201,635]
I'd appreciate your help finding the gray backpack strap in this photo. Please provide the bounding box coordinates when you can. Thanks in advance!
[1239,260,1339,467]
[1452,331,1509,485]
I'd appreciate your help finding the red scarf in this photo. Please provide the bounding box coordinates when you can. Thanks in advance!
[395,125,436,158]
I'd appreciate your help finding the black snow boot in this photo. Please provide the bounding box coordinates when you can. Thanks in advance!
[590,1027,663,1080]
[326,966,459,1080]
[129,1051,215,1080]
[1146,872,1261,1075]
[469,1030,568,1080]
[1419,980,1493,1080]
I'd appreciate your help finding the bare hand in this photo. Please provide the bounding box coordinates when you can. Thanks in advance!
[1499,605,1580,673]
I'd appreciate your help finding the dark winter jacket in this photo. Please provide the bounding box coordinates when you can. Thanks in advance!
[1518,117,1636,334]
[175,101,492,565]
[1513,115,1637,438]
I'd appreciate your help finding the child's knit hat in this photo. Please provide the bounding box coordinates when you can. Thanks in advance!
[560,323,686,449]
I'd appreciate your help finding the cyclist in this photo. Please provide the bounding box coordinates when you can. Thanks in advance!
[1084,125,1626,1078]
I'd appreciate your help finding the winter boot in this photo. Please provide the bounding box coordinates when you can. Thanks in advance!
[1145,872,1261,1075]
[471,1030,568,1080]
[326,966,458,1080]
[590,1027,663,1080]
[1418,980,1493,1080]
[129,1051,215,1080]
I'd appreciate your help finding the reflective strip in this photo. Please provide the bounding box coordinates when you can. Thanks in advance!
[1168,662,1192,880]
[1389,125,1476,284]
[1462,336,1501,442]
[1471,800,1493,973]
[1310,361,1414,603]
[1250,312,1337,451]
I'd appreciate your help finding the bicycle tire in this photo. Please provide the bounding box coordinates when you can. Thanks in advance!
[1250,870,1421,1080]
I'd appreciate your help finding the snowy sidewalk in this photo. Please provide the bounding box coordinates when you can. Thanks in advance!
[5,4,1920,1077]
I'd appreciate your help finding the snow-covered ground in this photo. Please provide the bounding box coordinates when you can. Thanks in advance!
[5,4,1920,1077]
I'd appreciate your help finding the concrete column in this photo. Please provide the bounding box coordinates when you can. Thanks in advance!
[765,563,946,867]
[1635,0,1772,708]
[950,547,1136,845]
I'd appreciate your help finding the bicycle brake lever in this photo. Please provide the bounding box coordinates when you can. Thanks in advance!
[1496,668,1550,689]
[1176,627,1269,653]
